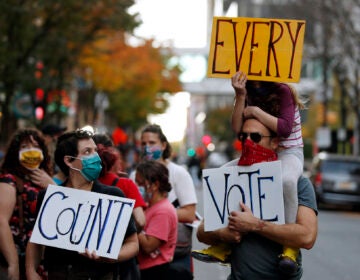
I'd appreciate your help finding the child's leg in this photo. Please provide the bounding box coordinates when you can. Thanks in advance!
[278,151,303,223]
[192,243,232,263]
[278,149,303,273]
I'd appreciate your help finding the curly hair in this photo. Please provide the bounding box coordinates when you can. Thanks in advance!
[1,128,52,177]
[141,124,172,160]
[136,160,171,193]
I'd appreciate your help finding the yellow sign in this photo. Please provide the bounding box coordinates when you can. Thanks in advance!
[207,17,306,82]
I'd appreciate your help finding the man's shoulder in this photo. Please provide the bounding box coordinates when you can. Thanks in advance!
[93,180,125,197]
[297,176,318,214]
[221,159,239,167]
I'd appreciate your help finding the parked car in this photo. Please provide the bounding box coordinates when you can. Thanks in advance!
[309,152,360,208]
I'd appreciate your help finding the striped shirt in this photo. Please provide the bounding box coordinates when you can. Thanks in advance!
[279,106,303,148]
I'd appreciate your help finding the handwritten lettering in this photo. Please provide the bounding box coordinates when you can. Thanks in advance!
[31,185,135,259]
[202,161,284,231]
[207,17,306,82]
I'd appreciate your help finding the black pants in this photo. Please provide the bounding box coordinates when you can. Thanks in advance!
[140,263,170,280]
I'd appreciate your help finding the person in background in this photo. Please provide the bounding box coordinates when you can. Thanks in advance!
[196,118,318,279]
[93,133,146,231]
[41,123,67,185]
[26,129,139,279]
[135,161,177,280]
[41,124,67,148]
[94,133,129,178]
[0,128,55,279]
[130,124,197,279]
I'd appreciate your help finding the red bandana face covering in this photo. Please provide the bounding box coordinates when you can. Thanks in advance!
[238,139,278,166]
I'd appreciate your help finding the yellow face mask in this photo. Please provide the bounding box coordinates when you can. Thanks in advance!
[19,148,44,170]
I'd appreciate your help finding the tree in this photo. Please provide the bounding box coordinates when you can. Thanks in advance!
[0,0,139,144]
[79,32,182,130]
[205,106,235,143]
[254,0,360,155]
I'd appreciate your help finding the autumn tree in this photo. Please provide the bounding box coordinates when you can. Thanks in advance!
[0,0,139,144]
[79,32,182,130]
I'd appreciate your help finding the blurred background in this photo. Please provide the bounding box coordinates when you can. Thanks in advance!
[1,1,360,279]
[1,0,359,166]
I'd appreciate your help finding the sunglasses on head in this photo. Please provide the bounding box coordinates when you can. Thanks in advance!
[75,129,94,138]
[237,132,272,143]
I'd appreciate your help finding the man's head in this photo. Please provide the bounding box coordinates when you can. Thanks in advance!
[41,124,67,140]
[238,118,278,151]
[237,118,278,165]
[55,129,96,176]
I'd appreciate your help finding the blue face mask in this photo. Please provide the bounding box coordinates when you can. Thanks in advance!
[142,145,163,160]
[71,153,103,181]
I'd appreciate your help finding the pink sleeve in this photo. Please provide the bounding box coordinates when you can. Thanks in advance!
[277,84,296,138]
[145,211,172,242]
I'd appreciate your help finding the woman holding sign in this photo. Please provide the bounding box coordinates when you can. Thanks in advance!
[26,129,139,280]
[0,128,54,280]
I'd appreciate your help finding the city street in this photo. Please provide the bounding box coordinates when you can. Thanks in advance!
[192,184,360,280]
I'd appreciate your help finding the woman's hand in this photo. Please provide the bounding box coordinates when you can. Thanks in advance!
[29,169,55,188]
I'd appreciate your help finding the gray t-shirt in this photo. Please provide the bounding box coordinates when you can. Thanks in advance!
[228,176,318,280]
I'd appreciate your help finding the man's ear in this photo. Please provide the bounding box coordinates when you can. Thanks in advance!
[270,137,279,151]
[63,155,73,168]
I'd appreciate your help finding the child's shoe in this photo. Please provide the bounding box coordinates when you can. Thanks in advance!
[192,244,231,265]
[279,247,299,274]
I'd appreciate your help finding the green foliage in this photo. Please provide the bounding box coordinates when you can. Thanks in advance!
[0,0,139,142]
[205,106,235,143]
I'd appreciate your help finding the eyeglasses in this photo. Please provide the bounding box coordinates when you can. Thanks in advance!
[75,129,94,138]
[237,132,272,143]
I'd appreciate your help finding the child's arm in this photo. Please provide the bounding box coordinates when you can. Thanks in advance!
[231,71,247,134]
[243,106,278,133]
[244,84,296,137]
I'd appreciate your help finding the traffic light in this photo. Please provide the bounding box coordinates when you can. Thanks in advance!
[35,106,44,120]
[34,61,45,121]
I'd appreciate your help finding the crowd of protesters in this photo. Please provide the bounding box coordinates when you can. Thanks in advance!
[0,123,198,280]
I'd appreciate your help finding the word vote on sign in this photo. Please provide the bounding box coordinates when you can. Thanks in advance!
[207,17,306,82]
[202,161,284,232]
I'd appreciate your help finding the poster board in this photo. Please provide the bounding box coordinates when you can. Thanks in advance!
[207,17,306,82]
[30,185,135,259]
[202,161,284,231]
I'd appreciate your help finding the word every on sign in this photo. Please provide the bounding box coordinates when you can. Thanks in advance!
[202,161,284,232]
[30,185,135,259]
[207,17,306,82]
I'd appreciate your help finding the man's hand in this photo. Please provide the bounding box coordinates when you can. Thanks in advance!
[81,249,101,261]
[228,203,261,233]
[217,227,242,243]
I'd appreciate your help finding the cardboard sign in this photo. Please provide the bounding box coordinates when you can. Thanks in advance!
[30,185,135,259]
[202,161,284,231]
[207,17,306,82]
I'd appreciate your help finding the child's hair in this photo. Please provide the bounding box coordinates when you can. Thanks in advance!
[287,84,306,110]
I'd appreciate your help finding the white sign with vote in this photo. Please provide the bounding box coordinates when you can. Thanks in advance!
[202,160,284,231]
